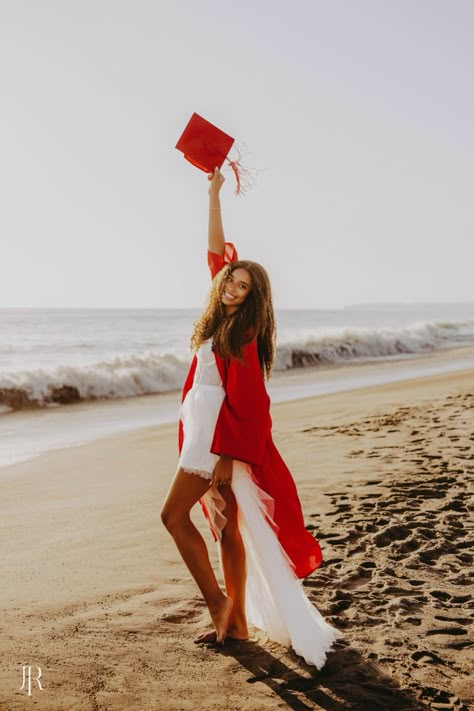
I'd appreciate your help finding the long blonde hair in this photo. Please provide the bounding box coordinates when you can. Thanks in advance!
[190,260,276,379]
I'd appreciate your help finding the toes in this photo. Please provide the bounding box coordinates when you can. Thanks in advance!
[193,631,217,644]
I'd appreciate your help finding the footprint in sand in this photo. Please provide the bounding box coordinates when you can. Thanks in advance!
[416,527,437,540]
[418,549,449,566]
[447,575,472,587]
[430,590,451,602]
[450,594,471,605]
[159,603,201,624]
[334,566,374,590]
[434,615,472,625]
[456,553,473,564]
[394,537,420,555]
[425,627,468,636]
[411,649,445,665]
[374,525,412,548]
[446,640,473,651]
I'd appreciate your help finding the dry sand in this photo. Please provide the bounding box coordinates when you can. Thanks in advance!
[1,369,473,710]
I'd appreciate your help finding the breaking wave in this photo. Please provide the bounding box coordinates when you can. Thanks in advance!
[274,319,474,369]
[1,319,473,412]
[0,352,190,412]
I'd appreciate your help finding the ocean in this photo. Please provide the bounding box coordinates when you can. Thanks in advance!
[1,304,473,469]
[2,304,474,412]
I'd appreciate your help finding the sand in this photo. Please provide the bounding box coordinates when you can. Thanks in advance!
[1,369,473,710]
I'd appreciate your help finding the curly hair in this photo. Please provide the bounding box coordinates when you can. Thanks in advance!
[190,260,276,379]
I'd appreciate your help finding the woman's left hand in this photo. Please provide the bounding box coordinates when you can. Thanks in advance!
[210,455,233,487]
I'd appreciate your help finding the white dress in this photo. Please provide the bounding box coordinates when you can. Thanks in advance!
[178,340,226,479]
[178,341,343,669]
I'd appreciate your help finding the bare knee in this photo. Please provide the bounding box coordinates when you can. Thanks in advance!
[160,505,171,530]
[160,505,189,535]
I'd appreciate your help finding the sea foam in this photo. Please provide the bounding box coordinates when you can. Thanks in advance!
[274,319,473,369]
[1,319,472,412]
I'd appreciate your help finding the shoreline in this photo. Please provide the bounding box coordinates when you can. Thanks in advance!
[1,367,473,708]
[1,344,474,471]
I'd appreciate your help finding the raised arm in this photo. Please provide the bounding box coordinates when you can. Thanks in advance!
[207,167,226,256]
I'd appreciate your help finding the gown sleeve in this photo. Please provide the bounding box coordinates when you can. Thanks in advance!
[210,338,271,467]
[207,242,238,279]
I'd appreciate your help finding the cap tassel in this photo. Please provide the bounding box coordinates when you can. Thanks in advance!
[227,157,242,195]
[226,146,257,196]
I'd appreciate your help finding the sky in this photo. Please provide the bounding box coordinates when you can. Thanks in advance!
[1,0,473,309]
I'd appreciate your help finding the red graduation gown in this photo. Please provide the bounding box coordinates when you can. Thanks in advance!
[178,244,322,579]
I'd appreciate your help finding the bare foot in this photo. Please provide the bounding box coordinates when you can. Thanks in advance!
[206,595,233,645]
[194,609,249,644]
[194,630,249,644]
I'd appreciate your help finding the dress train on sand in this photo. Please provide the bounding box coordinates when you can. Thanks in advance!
[202,461,343,669]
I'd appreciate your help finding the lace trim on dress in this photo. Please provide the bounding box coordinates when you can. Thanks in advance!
[181,466,212,480]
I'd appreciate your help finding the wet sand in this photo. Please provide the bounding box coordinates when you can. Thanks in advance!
[1,369,473,710]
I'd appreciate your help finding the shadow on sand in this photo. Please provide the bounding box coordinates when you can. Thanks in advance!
[209,637,427,711]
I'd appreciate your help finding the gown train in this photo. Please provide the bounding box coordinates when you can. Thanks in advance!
[201,460,344,669]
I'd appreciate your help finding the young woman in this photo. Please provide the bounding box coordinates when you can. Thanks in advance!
[160,168,343,668]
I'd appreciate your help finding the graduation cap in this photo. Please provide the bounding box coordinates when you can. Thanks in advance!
[175,113,253,195]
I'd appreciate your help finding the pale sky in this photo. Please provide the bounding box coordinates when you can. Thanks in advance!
[1,0,473,309]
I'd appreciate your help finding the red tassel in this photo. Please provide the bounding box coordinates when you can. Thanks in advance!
[226,145,257,196]
[227,157,242,195]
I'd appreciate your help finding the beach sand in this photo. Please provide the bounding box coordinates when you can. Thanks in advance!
[1,369,473,710]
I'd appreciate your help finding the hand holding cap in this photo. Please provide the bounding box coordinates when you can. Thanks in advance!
[176,113,249,195]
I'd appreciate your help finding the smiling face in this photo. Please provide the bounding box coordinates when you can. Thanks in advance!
[221,267,252,314]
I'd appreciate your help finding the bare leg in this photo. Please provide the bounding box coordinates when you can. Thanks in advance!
[160,468,232,643]
[219,483,248,636]
[194,481,249,643]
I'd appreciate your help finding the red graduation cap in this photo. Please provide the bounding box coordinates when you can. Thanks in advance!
[176,113,251,195]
